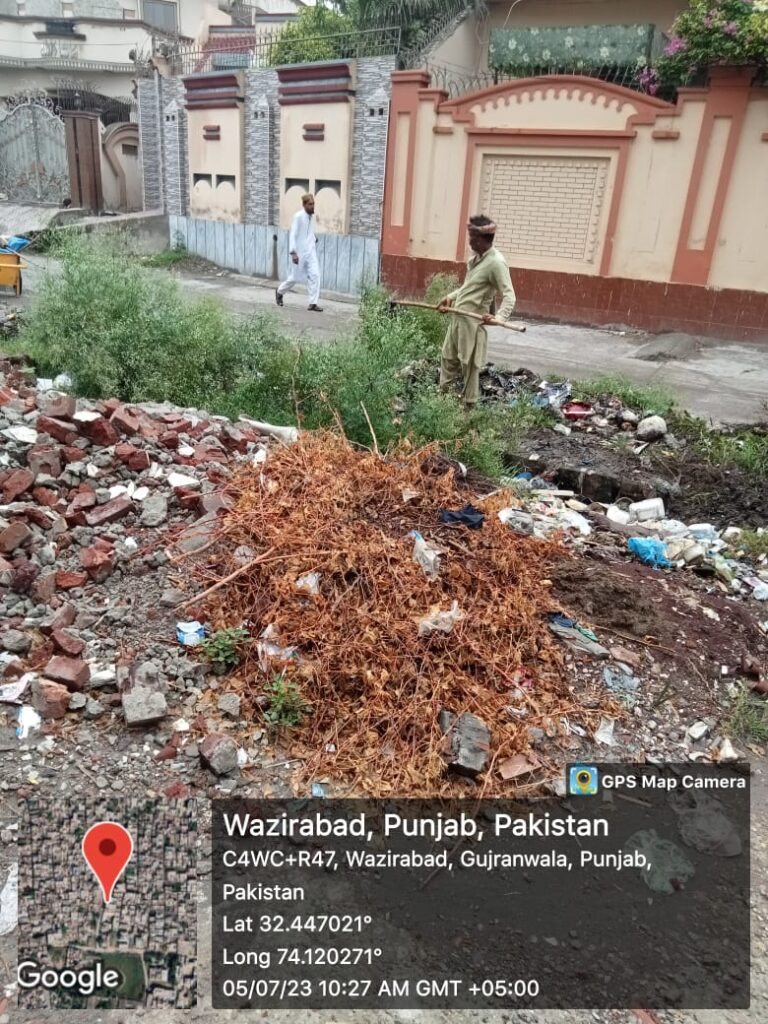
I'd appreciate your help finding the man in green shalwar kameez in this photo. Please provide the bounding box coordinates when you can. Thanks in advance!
[439,215,517,408]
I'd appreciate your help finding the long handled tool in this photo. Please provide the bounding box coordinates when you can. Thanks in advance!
[390,298,526,332]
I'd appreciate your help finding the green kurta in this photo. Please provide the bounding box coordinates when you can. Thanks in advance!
[440,247,517,405]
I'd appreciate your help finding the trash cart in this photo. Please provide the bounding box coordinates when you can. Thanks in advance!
[0,251,27,296]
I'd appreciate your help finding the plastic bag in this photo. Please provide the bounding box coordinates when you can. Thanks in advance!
[627,537,672,568]
[624,829,695,894]
[418,601,464,637]
[410,532,442,581]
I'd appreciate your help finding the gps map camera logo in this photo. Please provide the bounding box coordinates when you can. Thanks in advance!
[569,765,599,796]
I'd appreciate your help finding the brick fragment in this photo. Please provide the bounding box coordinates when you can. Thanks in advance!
[37,416,77,445]
[43,655,90,690]
[84,495,134,527]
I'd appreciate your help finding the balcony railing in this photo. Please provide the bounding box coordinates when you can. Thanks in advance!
[166,26,401,76]
[421,59,655,99]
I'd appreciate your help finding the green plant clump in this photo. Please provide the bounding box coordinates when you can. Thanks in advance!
[729,684,768,744]
[141,245,189,268]
[263,675,309,728]
[199,627,251,670]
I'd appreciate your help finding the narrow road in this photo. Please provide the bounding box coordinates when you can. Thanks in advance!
[14,257,768,425]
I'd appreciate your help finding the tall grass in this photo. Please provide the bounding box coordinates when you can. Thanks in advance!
[13,241,521,477]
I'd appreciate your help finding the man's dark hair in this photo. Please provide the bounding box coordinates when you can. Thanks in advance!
[469,214,495,240]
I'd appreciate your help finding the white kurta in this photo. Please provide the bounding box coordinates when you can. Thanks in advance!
[277,209,320,305]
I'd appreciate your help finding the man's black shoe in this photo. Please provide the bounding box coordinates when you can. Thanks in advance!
[275,288,283,307]
[308,304,323,312]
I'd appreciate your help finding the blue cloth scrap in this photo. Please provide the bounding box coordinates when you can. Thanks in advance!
[438,504,485,529]
[627,537,672,568]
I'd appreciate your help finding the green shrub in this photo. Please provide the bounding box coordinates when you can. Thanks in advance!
[15,236,274,407]
[263,675,309,728]
[199,627,251,671]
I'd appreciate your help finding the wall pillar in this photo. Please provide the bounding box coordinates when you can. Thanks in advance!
[63,111,104,213]
[381,70,430,258]
[671,65,754,286]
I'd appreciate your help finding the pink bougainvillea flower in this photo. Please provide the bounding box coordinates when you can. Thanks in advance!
[663,36,687,54]
[723,20,739,34]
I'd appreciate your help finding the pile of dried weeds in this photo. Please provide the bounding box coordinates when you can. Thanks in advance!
[183,433,600,795]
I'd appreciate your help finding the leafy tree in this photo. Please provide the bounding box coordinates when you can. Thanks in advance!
[269,4,353,66]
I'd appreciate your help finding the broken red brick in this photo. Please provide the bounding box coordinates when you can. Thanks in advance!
[84,494,134,527]
[23,506,55,530]
[0,555,13,586]
[1,468,34,502]
[55,569,88,590]
[61,445,85,464]
[11,558,39,594]
[40,602,77,634]
[51,628,86,657]
[31,571,57,604]
[110,406,140,435]
[31,678,71,719]
[64,491,97,526]
[42,394,76,419]
[114,442,138,462]
[78,546,115,583]
[0,386,14,406]
[159,430,180,448]
[221,425,249,453]
[32,486,60,507]
[26,444,63,477]
[0,521,32,554]
[36,415,78,445]
[102,398,121,414]
[91,536,115,554]
[76,414,119,446]
[43,655,90,691]
[127,449,151,471]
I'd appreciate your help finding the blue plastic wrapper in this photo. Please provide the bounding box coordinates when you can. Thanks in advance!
[627,537,672,568]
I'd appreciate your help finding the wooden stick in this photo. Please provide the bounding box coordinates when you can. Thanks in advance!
[360,401,381,457]
[393,298,527,333]
[177,547,276,609]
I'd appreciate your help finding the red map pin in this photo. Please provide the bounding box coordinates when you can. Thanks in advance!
[82,822,134,904]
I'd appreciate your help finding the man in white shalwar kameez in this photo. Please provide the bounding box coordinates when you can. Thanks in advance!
[276,192,323,312]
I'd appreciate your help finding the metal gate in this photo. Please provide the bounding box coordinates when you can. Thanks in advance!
[0,96,69,205]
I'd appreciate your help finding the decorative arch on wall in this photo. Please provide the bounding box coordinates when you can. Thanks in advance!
[102,122,141,211]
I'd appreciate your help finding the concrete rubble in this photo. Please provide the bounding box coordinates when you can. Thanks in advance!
[0,353,271,792]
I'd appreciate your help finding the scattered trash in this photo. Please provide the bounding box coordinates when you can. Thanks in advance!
[16,706,41,740]
[499,753,540,780]
[0,674,33,704]
[548,613,609,658]
[624,829,695,894]
[556,509,592,537]
[256,624,297,669]
[498,507,535,536]
[311,782,327,798]
[401,487,419,503]
[410,532,442,581]
[0,864,18,936]
[593,717,616,746]
[671,792,742,856]
[715,737,740,764]
[176,620,206,646]
[296,572,321,596]
[602,666,640,706]
[239,417,299,445]
[418,601,464,637]
[173,718,191,733]
[629,497,666,522]
[628,537,672,568]
[606,505,631,525]
[441,710,490,777]
[562,401,593,421]
[438,504,485,529]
